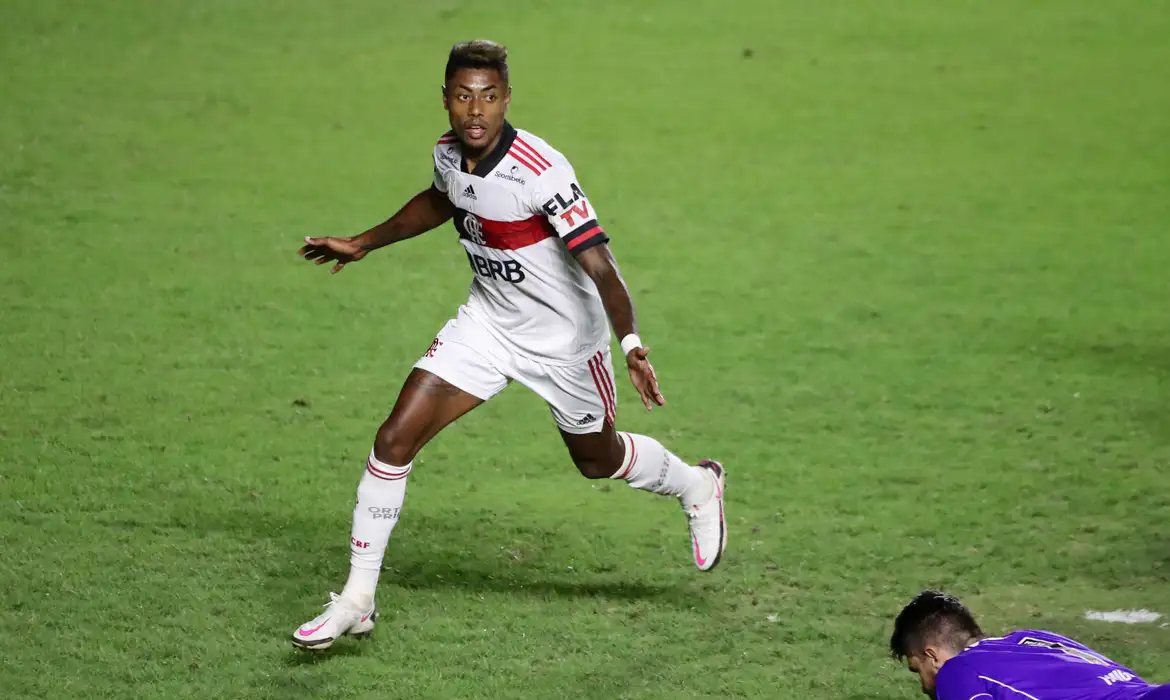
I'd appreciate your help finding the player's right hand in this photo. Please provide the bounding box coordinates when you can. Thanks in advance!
[298,236,368,274]
[626,346,666,411]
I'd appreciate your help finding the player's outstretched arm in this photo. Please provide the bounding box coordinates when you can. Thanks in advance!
[574,244,666,411]
[298,185,454,274]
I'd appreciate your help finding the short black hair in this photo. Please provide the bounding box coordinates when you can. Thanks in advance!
[444,40,509,86]
[890,590,984,660]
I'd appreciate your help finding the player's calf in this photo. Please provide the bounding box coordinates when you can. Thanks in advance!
[561,425,625,479]
[559,425,728,571]
[573,456,619,479]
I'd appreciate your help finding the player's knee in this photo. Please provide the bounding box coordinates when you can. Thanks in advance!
[373,422,418,467]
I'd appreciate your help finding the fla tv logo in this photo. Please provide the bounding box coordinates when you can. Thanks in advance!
[541,183,591,227]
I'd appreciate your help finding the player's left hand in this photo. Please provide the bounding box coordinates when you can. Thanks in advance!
[298,235,368,274]
[626,346,666,411]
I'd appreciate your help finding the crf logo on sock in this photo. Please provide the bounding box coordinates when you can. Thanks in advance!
[368,507,401,520]
[351,538,370,549]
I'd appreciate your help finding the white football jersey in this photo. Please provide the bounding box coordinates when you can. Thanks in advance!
[431,121,611,365]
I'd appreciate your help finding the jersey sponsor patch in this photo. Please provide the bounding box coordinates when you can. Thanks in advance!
[466,251,526,283]
[438,145,459,168]
[494,165,526,185]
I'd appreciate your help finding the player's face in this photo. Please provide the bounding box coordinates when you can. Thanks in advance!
[443,67,510,154]
[906,654,939,699]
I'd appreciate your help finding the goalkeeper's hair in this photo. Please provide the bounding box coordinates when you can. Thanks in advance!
[890,590,983,660]
[444,40,509,86]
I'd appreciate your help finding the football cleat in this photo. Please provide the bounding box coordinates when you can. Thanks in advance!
[291,592,376,650]
[684,460,727,572]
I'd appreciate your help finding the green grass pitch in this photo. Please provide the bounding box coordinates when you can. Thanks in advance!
[2,1,1168,698]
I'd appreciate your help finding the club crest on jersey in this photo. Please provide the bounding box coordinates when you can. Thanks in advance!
[463,212,485,245]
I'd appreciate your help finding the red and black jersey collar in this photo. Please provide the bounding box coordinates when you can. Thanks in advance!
[461,121,517,177]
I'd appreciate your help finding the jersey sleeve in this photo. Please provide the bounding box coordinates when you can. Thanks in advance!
[935,659,993,700]
[432,131,458,194]
[531,161,609,254]
[432,150,450,194]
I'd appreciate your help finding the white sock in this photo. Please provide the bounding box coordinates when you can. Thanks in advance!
[611,432,713,508]
[339,448,411,605]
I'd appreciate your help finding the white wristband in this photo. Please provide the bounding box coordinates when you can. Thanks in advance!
[620,334,643,356]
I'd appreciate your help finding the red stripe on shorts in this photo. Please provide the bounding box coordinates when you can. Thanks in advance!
[588,354,615,425]
[596,352,617,424]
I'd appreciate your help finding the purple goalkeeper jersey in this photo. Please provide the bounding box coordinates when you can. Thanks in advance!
[936,630,1156,700]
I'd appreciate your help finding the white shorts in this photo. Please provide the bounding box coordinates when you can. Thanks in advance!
[413,310,617,434]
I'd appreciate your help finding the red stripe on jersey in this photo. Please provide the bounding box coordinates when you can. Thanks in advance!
[565,225,604,251]
[514,137,553,169]
[510,139,544,165]
[508,147,544,175]
[474,214,557,250]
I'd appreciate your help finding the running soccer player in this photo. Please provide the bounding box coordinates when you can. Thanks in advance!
[889,589,1169,699]
[291,40,727,650]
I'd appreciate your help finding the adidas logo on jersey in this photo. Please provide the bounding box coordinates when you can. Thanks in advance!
[463,184,477,200]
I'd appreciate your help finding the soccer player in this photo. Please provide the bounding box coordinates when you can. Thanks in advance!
[290,40,727,649]
[889,589,1169,699]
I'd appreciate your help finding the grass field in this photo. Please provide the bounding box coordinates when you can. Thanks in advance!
[2,1,1169,698]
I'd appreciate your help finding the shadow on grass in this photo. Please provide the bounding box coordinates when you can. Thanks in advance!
[284,637,372,666]
[379,559,691,604]
[192,504,713,632]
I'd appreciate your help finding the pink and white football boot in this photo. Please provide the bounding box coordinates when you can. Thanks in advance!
[291,592,376,650]
[685,459,727,572]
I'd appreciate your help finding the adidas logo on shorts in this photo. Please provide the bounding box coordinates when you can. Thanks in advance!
[463,184,477,200]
